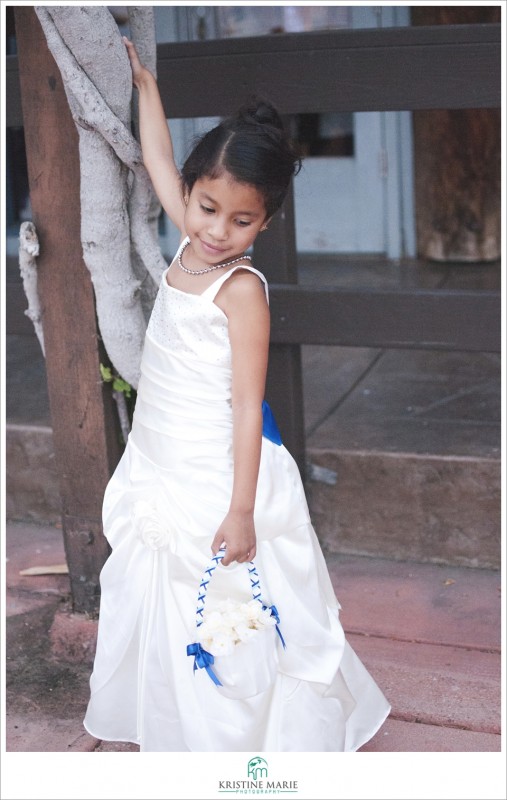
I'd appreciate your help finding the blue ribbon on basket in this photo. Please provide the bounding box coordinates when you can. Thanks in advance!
[187,642,223,686]
[263,603,286,649]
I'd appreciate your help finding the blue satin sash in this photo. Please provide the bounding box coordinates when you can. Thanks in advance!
[262,401,282,446]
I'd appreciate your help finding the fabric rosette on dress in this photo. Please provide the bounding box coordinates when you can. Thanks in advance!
[133,497,174,551]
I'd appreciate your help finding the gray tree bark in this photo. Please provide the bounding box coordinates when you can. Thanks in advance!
[34,5,166,388]
[127,6,163,317]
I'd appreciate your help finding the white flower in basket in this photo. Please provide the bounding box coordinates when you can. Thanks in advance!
[187,553,285,699]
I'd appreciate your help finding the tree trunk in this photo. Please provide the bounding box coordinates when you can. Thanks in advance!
[16,5,166,611]
[15,7,122,614]
[411,6,501,261]
[34,5,166,386]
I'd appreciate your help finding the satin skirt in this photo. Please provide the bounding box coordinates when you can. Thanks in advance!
[83,332,390,751]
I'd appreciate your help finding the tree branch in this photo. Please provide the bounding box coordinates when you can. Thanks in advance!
[34,5,168,385]
[128,6,166,300]
[19,222,45,357]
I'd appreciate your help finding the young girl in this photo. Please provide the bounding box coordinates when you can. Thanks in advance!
[83,38,390,752]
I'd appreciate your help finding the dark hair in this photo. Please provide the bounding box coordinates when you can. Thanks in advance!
[181,98,302,219]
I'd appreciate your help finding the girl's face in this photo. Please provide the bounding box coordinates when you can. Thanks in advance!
[184,173,268,265]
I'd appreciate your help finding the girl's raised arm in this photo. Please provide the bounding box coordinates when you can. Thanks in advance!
[124,37,186,235]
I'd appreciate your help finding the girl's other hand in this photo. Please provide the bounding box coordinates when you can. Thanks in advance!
[211,511,257,566]
[123,36,150,88]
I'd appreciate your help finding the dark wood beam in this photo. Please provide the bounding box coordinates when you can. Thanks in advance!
[7,24,501,128]
[269,286,501,352]
[154,24,501,116]
[254,185,306,473]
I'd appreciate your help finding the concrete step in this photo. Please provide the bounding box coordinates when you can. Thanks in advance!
[327,553,501,749]
[306,448,500,568]
[6,424,60,525]
[326,554,501,649]
[5,522,500,754]
[351,633,500,734]
[303,345,500,568]
[6,335,500,567]
[6,419,500,568]
[360,717,500,752]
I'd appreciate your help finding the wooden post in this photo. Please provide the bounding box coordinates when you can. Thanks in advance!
[411,6,501,261]
[15,8,121,614]
[254,182,306,476]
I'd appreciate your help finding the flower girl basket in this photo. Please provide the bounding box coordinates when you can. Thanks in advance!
[187,550,286,699]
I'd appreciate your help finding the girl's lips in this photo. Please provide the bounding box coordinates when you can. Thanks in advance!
[200,239,226,256]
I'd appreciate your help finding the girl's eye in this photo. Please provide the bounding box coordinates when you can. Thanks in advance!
[236,220,251,227]
[200,205,214,214]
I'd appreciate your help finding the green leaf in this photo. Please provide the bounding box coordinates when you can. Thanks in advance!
[112,377,132,398]
[100,363,113,382]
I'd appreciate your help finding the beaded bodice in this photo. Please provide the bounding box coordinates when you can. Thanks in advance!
[146,274,234,368]
[145,239,268,370]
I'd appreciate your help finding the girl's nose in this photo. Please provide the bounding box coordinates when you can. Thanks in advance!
[208,216,228,241]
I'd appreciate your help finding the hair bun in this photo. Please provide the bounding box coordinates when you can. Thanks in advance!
[182,94,302,219]
[236,97,284,131]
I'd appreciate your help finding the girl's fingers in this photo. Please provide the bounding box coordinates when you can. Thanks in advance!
[123,37,139,64]
[210,527,256,565]
[215,547,255,566]
[211,534,225,556]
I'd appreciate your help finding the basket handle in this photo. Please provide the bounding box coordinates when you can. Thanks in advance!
[195,549,266,628]
[194,549,285,649]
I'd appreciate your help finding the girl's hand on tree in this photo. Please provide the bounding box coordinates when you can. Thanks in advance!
[211,511,257,566]
[123,36,150,88]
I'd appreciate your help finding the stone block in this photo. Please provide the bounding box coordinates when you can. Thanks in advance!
[307,450,500,567]
[349,632,501,735]
[6,424,61,524]
[359,717,501,752]
[49,609,98,665]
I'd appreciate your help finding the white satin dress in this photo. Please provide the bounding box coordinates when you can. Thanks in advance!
[83,238,390,752]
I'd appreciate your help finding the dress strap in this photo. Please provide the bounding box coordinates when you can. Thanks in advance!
[202,264,269,305]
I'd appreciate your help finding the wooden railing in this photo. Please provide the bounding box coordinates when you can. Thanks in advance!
[8,23,500,463]
[7,19,501,610]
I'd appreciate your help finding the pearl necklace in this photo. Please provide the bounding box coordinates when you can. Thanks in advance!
[178,240,251,275]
